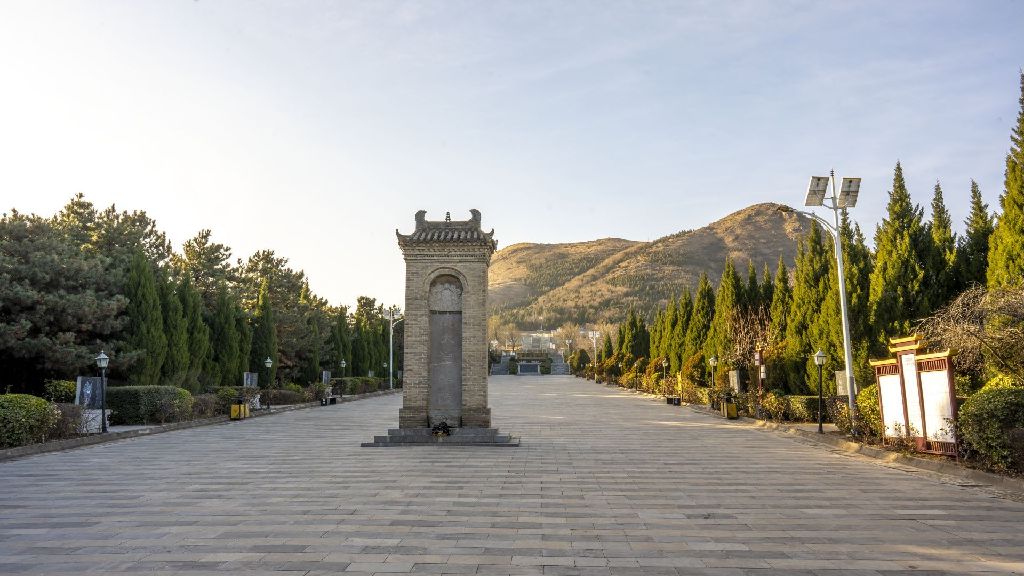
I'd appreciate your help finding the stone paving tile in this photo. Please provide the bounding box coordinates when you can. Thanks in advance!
[2,376,1024,575]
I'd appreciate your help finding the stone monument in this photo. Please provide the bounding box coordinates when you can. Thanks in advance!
[362,209,518,446]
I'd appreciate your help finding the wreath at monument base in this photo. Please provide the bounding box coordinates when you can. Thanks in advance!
[431,422,451,437]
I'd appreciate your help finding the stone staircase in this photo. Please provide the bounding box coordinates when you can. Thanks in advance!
[490,354,510,375]
[549,357,571,375]
[362,427,520,447]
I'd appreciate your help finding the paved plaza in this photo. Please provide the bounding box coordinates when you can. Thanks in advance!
[1,376,1023,576]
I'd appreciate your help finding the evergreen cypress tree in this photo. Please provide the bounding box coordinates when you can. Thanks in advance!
[760,262,773,312]
[235,306,252,379]
[126,250,166,386]
[616,324,627,356]
[649,310,663,360]
[766,256,791,387]
[683,273,714,371]
[987,72,1024,289]
[926,181,958,308]
[705,258,742,369]
[958,180,994,287]
[832,212,874,389]
[660,296,678,361]
[601,332,614,360]
[670,289,692,374]
[209,285,240,387]
[302,316,321,384]
[250,278,278,387]
[869,161,928,353]
[786,225,831,393]
[159,271,188,388]
[178,276,210,392]
[744,260,759,312]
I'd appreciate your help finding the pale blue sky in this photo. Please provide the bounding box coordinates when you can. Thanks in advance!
[1,1,1021,309]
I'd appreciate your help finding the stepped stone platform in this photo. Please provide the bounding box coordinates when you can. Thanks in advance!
[361,426,519,447]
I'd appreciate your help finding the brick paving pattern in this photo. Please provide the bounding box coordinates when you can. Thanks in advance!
[1,375,1022,575]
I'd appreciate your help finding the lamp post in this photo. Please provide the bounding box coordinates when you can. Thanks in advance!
[814,350,826,434]
[661,358,669,396]
[708,355,718,386]
[264,357,273,411]
[95,351,109,433]
[387,306,402,390]
[781,171,861,430]
[754,349,764,419]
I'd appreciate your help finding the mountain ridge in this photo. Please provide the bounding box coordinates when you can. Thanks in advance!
[487,202,813,328]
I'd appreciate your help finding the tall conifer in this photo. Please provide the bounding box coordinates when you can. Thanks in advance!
[209,285,240,387]
[786,225,831,393]
[126,250,166,386]
[683,273,714,372]
[987,72,1024,289]
[958,180,994,287]
[670,290,691,374]
[159,272,188,388]
[869,162,928,353]
[250,278,278,387]
[926,181,958,307]
[705,258,741,369]
[766,256,791,388]
[179,276,210,391]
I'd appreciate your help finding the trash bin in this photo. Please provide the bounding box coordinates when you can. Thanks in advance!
[721,392,738,420]
[230,396,249,420]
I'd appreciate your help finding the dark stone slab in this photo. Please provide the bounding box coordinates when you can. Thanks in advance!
[362,427,519,447]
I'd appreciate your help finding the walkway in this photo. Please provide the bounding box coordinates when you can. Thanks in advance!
[1,376,1022,575]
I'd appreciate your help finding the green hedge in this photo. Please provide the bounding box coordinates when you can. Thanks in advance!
[856,384,883,437]
[107,386,194,425]
[335,377,384,395]
[260,389,305,405]
[958,386,1024,471]
[0,394,59,448]
[43,380,77,403]
[786,396,823,422]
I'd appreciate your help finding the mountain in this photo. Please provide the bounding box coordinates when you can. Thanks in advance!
[487,202,813,327]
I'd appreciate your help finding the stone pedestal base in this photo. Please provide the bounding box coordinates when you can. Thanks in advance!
[362,427,519,447]
[398,407,492,428]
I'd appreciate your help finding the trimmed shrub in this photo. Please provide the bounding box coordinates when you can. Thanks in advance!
[856,384,882,437]
[337,377,384,395]
[761,391,787,421]
[786,396,823,422]
[51,403,85,439]
[215,387,262,412]
[262,389,305,405]
[0,394,60,448]
[958,386,1024,471]
[192,394,220,418]
[283,382,303,394]
[107,386,194,425]
[679,380,711,405]
[305,382,329,402]
[43,380,77,403]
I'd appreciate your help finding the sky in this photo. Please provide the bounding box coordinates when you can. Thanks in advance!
[1,1,1021,310]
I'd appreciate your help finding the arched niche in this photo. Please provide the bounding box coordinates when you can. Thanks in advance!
[428,274,463,426]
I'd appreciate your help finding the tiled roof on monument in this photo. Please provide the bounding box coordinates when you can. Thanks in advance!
[397,209,498,251]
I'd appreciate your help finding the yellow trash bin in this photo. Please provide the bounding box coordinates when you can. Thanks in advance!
[230,397,248,420]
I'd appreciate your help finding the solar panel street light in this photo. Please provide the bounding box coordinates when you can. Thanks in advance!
[805,176,829,207]
[838,177,861,208]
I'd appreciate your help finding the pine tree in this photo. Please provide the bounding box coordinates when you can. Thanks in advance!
[760,262,774,313]
[235,306,252,379]
[302,316,321,384]
[601,332,614,361]
[766,256,791,388]
[209,285,240,387]
[660,296,678,361]
[869,161,928,353]
[683,273,714,371]
[178,276,210,392]
[705,257,742,369]
[250,278,278,387]
[926,181,958,308]
[125,250,166,386]
[159,272,188,388]
[832,212,874,389]
[743,260,759,312]
[785,225,831,393]
[987,72,1024,289]
[958,180,994,287]
[649,310,663,361]
[670,290,692,374]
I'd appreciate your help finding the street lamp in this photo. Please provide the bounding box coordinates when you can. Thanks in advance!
[708,355,718,386]
[264,356,273,387]
[781,170,861,429]
[95,351,109,433]
[814,350,826,434]
[661,358,669,396]
[387,306,403,390]
[340,358,347,376]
